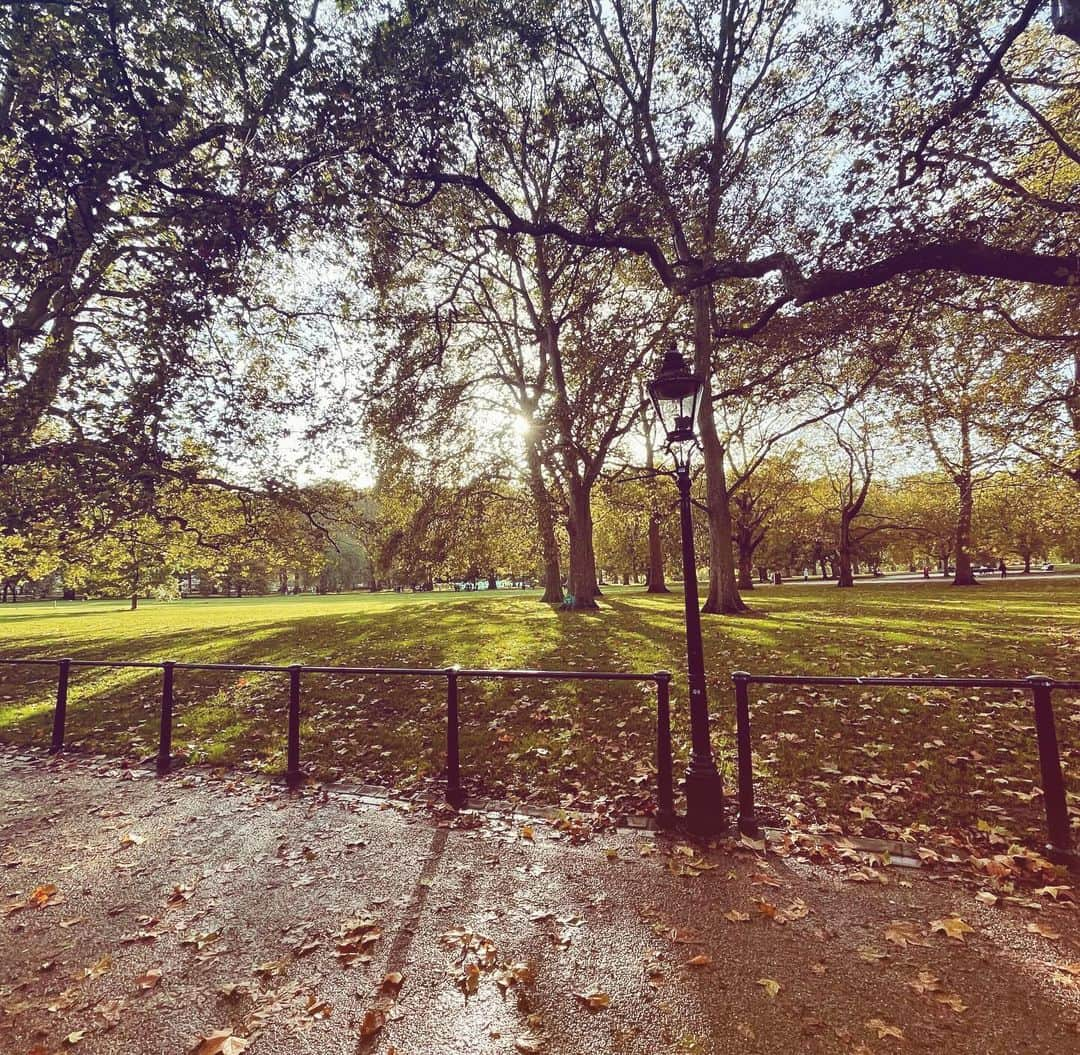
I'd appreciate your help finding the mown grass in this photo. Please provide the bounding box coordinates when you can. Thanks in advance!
[0,579,1077,850]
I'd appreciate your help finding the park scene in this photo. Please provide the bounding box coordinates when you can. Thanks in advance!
[1,1,1079,1053]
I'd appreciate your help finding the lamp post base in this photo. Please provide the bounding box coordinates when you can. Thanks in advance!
[684,762,726,836]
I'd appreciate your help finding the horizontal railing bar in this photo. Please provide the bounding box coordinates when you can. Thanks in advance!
[0,657,662,681]
[736,674,1048,689]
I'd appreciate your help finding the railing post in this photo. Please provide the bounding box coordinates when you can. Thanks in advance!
[1027,675,1075,865]
[446,667,465,807]
[286,664,302,788]
[733,671,761,838]
[655,672,675,827]
[157,661,175,775]
[49,658,71,754]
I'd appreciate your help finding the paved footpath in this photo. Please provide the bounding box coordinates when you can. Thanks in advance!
[1,752,1077,1055]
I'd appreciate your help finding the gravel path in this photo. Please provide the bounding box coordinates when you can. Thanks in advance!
[1,751,1077,1054]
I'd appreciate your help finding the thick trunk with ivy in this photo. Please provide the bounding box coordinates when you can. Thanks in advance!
[646,514,668,593]
[691,289,745,614]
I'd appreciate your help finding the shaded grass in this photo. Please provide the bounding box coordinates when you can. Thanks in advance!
[0,580,1078,847]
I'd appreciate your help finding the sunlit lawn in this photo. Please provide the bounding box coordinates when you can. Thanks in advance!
[1,579,1077,851]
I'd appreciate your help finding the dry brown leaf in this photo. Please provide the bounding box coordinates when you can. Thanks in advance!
[684,954,712,967]
[1027,922,1062,940]
[360,1008,386,1038]
[135,969,162,991]
[757,978,780,998]
[573,988,611,1010]
[191,1029,249,1055]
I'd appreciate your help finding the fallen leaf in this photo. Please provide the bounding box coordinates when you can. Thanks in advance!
[866,1018,904,1040]
[935,992,968,1013]
[723,910,750,923]
[28,883,59,908]
[574,987,611,1010]
[83,954,112,980]
[884,920,929,947]
[757,978,781,998]
[1027,922,1062,940]
[684,954,712,967]
[379,971,404,996]
[514,1035,547,1054]
[64,1031,86,1046]
[930,917,974,942]
[191,1030,249,1055]
[119,832,145,849]
[360,1008,386,1038]
[906,970,940,995]
[135,969,162,991]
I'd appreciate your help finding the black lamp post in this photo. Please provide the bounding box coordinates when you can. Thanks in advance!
[648,347,726,836]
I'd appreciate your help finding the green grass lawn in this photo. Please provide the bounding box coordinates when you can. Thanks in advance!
[1,580,1077,852]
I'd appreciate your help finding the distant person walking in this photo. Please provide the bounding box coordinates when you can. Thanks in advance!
[999,559,1007,579]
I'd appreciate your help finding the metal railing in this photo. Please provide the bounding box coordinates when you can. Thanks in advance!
[731,671,1079,865]
[0,657,676,826]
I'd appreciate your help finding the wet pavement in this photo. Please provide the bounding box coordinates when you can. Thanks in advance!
[1,751,1077,1054]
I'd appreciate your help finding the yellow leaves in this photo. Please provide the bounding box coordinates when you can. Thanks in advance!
[756,978,780,999]
[930,917,974,942]
[521,825,534,842]
[191,1030,249,1055]
[1026,921,1062,940]
[683,954,712,968]
[723,909,750,923]
[866,1019,904,1041]
[573,987,611,1010]
[119,832,144,849]
[64,1031,86,1046]
[135,968,162,991]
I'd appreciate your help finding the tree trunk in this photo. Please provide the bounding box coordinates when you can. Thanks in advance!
[1022,552,1031,573]
[737,538,755,590]
[837,516,855,588]
[645,514,668,593]
[487,571,497,590]
[691,290,745,615]
[130,594,138,611]
[524,437,563,603]
[952,472,978,586]
[566,479,599,609]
